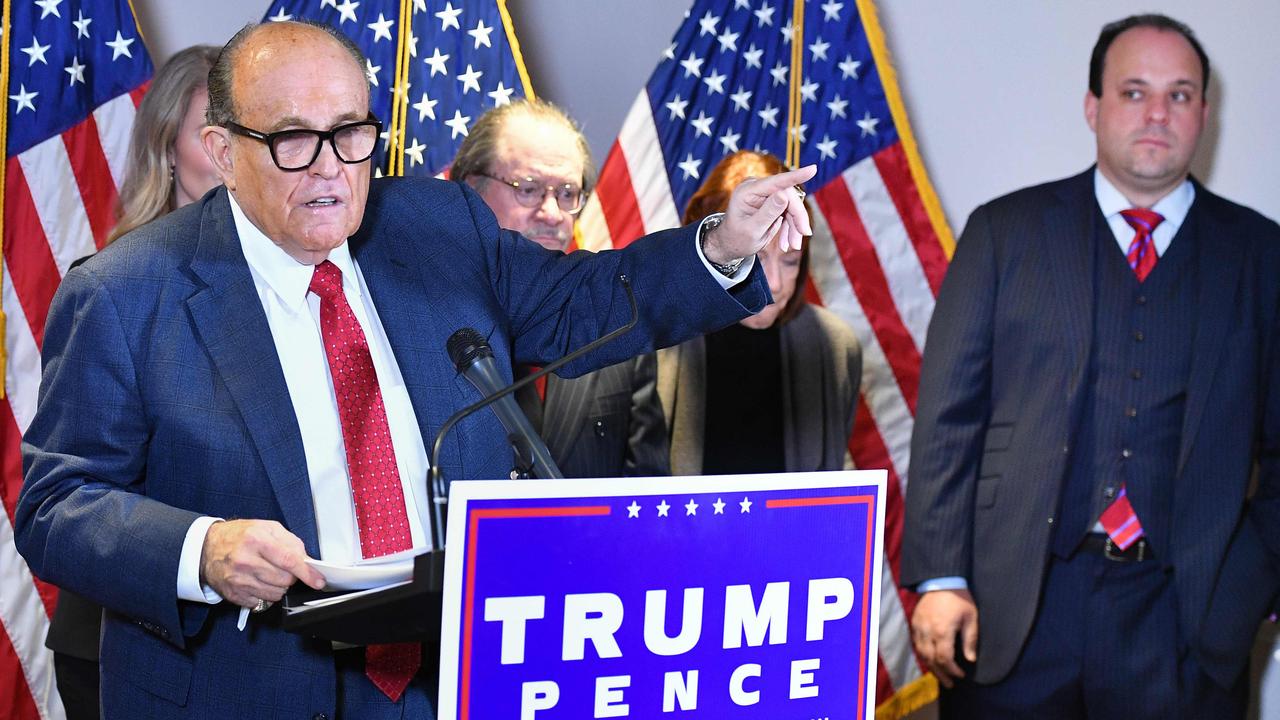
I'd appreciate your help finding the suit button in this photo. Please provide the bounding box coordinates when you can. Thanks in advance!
[1131,369,1143,380]
[1121,448,1132,459]
[1133,330,1144,342]
[1047,516,1055,525]
[1061,445,1070,455]
[1126,407,1138,418]
[313,714,329,720]
[594,419,605,437]
[1136,295,1147,305]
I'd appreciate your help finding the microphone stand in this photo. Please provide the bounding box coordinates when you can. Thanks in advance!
[425,274,639,549]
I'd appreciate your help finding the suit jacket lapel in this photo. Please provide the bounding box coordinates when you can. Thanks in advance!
[184,191,320,556]
[1044,170,1099,412]
[1177,188,1244,475]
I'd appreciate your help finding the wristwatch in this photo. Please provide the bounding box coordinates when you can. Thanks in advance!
[699,213,744,277]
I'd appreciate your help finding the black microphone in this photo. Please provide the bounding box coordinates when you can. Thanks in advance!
[447,327,563,482]
[425,274,639,549]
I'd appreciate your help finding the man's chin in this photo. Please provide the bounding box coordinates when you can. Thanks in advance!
[529,236,569,252]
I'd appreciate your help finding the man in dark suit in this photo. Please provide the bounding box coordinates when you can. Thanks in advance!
[15,21,814,719]
[903,14,1280,719]
[451,100,670,478]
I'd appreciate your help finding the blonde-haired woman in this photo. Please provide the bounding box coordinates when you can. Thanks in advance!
[51,45,222,720]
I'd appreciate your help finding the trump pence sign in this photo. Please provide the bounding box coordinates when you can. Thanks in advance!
[437,470,886,719]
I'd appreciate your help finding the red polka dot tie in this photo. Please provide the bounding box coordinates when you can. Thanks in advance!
[1120,208,1163,282]
[309,260,419,701]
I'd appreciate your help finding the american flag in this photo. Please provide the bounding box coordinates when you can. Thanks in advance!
[1,1,153,718]
[263,0,532,177]
[576,1,954,715]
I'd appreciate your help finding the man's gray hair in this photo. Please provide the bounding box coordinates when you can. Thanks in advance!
[451,99,597,195]
[206,21,370,128]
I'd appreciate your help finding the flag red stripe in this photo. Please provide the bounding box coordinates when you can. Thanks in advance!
[129,81,149,108]
[3,161,60,349]
[594,142,645,250]
[873,144,948,295]
[0,624,41,720]
[877,657,896,706]
[64,115,120,249]
[1,399,25,529]
[815,180,922,412]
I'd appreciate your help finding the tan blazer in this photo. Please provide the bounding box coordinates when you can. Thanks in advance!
[657,303,862,475]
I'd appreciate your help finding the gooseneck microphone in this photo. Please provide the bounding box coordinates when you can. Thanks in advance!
[425,274,639,549]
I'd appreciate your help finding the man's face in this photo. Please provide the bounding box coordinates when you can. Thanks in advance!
[472,114,584,252]
[202,25,371,265]
[1085,26,1208,203]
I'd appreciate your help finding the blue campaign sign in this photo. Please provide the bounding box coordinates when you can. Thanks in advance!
[437,471,886,719]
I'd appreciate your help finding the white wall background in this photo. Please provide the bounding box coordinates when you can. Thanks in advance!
[132,0,1280,234]
[129,3,1279,715]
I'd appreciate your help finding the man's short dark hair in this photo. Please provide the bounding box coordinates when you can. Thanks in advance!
[1089,14,1209,98]
[206,21,369,127]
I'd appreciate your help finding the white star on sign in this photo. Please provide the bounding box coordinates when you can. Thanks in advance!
[703,69,726,95]
[268,7,292,22]
[698,11,719,36]
[404,138,426,167]
[424,47,449,76]
[827,94,849,119]
[809,37,831,62]
[677,153,702,181]
[729,87,752,112]
[73,11,92,38]
[789,123,809,143]
[457,64,483,94]
[816,134,839,160]
[665,94,688,120]
[690,111,714,137]
[336,0,360,24]
[780,19,794,44]
[739,496,753,513]
[488,82,515,107]
[35,0,62,19]
[445,109,471,139]
[743,44,763,69]
[468,19,494,49]
[436,1,462,31]
[821,1,844,21]
[365,59,381,86]
[769,61,788,87]
[10,85,37,114]
[627,501,641,518]
[407,30,419,58]
[718,130,741,154]
[656,499,671,517]
[757,103,779,128]
[412,92,437,121]
[713,498,726,514]
[838,54,862,80]
[857,110,880,137]
[755,4,775,26]
[680,52,704,78]
[685,499,699,516]
[800,80,820,103]
[368,13,394,42]
[64,56,86,86]
[21,37,51,66]
[717,29,739,52]
[105,31,135,60]
[321,0,337,8]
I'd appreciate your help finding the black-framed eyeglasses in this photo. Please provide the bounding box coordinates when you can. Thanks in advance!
[479,173,586,215]
[225,116,383,171]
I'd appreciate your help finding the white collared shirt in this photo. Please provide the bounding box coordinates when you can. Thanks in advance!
[1094,169,1195,258]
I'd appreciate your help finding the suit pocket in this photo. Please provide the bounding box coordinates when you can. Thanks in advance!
[100,617,192,706]
[976,475,1000,509]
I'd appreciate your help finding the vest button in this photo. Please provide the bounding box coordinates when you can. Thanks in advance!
[314,714,329,720]
[1131,369,1143,380]
[1136,295,1148,304]
[1133,330,1144,341]
[1121,448,1133,459]
[1126,407,1138,418]
[1104,487,1117,499]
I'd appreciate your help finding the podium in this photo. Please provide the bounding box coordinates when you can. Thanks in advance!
[280,550,445,646]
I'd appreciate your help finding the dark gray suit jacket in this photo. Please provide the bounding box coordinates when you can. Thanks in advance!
[902,169,1280,687]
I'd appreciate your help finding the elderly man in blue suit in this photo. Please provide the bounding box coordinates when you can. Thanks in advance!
[904,13,1280,720]
[15,20,815,720]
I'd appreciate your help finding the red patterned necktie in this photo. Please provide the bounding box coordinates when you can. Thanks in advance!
[1120,208,1164,282]
[309,260,419,701]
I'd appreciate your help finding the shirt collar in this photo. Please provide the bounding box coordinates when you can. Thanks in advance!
[1093,168,1195,232]
[228,191,361,312]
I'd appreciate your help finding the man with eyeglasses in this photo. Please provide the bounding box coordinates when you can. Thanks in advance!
[15,20,814,720]
[451,100,670,480]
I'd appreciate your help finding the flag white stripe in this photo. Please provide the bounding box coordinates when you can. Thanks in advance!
[0,508,65,720]
[19,139,96,277]
[4,259,42,435]
[879,554,923,691]
[807,202,914,483]
[841,159,935,353]
[93,93,138,192]
[616,92,680,236]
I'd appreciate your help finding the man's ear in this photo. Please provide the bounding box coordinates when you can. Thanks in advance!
[1084,90,1099,133]
[201,126,236,190]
